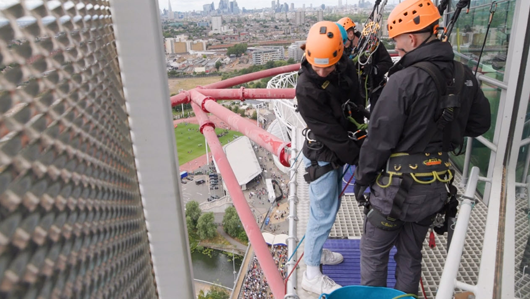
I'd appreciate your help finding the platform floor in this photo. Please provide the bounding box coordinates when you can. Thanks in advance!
[294,134,489,299]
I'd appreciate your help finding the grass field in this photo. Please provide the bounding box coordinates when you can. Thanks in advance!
[175,123,243,164]
[168,76,222,95]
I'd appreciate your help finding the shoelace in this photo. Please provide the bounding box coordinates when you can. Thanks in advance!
[321,275,338,290]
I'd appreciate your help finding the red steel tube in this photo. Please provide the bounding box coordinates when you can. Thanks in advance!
[170,63,300,106]
[190,103,286,298]
[190,90,291,167]
[194,88,295,101]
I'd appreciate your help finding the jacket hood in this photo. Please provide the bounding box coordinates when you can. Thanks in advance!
[389,39,454,76]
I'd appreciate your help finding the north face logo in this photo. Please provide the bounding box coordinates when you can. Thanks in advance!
[465,80,473,87]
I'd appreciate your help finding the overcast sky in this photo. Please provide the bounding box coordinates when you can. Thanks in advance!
[159,0,401,13]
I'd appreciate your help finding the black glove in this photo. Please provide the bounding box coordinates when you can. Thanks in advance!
[354,183,368,204]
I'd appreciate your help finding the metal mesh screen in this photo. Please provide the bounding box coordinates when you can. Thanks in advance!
[0,1,157,298]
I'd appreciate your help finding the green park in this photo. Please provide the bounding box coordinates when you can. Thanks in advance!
[174,123,243,165]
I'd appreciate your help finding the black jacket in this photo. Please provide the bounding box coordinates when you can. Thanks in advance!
[296,56,363,166]
[368,42,393,87]
[356,40,491,185]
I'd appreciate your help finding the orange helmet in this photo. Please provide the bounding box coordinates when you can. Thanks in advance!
[387,0,441,39]
[305,21,344,67]
[338,17,356,31]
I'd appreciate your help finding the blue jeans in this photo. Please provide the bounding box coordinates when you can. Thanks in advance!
[303,155,342,266]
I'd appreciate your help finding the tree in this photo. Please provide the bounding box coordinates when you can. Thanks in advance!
[287,58,296,64]
[197,286,230,299]
[232,106,239,114]
[197,212,217,240]
[215,60,222,71]
[185,201,201,229]
[222,206,243,237]
[240,111,246,117]
[251,110,257,120]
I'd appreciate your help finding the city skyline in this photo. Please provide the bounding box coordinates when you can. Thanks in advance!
[160,0,401,12]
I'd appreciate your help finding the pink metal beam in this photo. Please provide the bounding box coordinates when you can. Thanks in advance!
[190,103,286,299]
[170,63,300,106]
[190,88,295,101]
[190,90,291,167]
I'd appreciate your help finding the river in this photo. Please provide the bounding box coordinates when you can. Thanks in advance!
[191,249,243,289]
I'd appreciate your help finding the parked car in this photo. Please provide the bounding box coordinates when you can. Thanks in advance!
[181,180,187,184]
[195,179,205,185]
[212,195,220,199]
[186,177,193,181]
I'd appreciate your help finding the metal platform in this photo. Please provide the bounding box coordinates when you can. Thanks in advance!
[295,158,489,299]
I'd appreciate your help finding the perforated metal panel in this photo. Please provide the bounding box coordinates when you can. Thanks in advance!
[0,1,157,299]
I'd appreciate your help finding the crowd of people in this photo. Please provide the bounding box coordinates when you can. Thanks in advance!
[240,245,289,299]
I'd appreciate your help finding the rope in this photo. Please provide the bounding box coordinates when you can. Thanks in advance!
[474,1,497,76]
[420,276,428,299]
[392,294,418,299]
[347,116,368,130]
[284,252,304,294]
[287,235,305,262]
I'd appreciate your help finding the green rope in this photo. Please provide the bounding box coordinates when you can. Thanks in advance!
[364,72,370,107]
[392,294,419,299]
[347,116,368,130]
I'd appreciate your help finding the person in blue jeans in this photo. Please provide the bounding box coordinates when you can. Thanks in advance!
[296,21,364,295]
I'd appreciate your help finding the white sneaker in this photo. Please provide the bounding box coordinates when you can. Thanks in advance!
[320,249,344,265]
[302,271,342,295]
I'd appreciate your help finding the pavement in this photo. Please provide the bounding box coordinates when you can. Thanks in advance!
[216,226,248,252]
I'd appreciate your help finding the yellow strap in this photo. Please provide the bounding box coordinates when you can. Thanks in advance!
[435,169,453,183]
[376,173,393,188]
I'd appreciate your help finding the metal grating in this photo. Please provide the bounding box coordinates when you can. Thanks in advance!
[514,191,530,299]
[0,1,157,299]
[297,163,488,299]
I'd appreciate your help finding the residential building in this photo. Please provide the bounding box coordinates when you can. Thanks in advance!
[317,10,323,21]
[211,16,222,31]
[294,11,305,26]
[287,41,305,62]
[252,47,284,65]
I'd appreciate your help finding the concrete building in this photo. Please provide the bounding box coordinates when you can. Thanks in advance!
[317,10,323,22]
[290,3,294,10]
[294,11,305,26]
[287,41,305,62]
[252,47,284,65]
[164,38,207,54]
[211,16,222,31]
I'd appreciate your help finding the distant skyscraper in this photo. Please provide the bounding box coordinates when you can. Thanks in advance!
[317,10,323,21]
[272,0,275,9]
[277,0,280,9]
[290,3,294,10]
[168,0,174,19]
[338,0,342,7]
[303,4,305,9]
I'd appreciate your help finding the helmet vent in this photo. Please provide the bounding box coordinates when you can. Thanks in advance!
[427,2,430,5]
[399,19,402,23]
[403,12,408,16]
[412,10,417,14]
[308,51,311,56]
[333,51,337,57]
[327,32,334,38]
[419,3,423,7]
[413,16,421,24]
[393,20,396,24]
[320,26,327,34]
